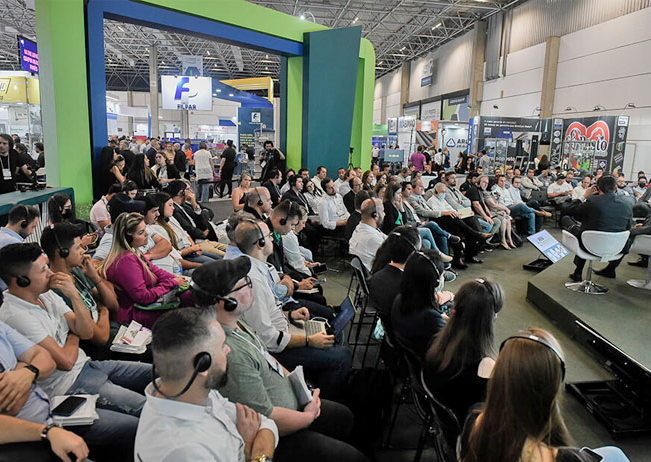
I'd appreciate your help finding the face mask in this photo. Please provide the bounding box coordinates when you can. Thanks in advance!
[639,182,646,188]
[61,209,72,219]
[438,193,446,201]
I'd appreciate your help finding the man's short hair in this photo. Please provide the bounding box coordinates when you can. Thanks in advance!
[8,204,39,226]
[316,166,326,174]
[226,212,256,242]
[272,200,300,221]
[269,168,281,179]
[298,168,309,176]
[107,183,122,196]
[597,175,617,194]
[247,187,267,207]
[234,219,265,254]
[288,175,301,188]
[496,174,505,181]
[41,223,86,260]
[198,141,208,150]
[0,243,42,286]
[354,190,371,210]
[320,177,333,192]
[152,308,218,382]
[387,226,420,264]
[167,180,187,197]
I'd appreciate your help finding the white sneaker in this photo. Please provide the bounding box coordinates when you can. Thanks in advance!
[439,253,453,263]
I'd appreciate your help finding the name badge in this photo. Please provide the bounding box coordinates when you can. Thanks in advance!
[2,168,11,180]
[263,351,284,377]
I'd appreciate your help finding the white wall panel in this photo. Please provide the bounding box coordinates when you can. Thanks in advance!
[505,43,546,75]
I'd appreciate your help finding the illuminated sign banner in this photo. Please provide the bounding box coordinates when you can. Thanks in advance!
[161,76,212,110]
[18,36,38,74]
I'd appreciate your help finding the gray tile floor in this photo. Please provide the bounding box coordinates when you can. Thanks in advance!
[204,196,651,462]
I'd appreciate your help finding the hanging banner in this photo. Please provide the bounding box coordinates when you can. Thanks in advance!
[161,76,212,110]
[442,95,470,122]
[180,55,203,76]
[421,100,441,121]
[550,118,563,166]
[562,115,628,174]
[421,58,433,87]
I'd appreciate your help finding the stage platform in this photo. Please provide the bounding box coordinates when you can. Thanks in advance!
[527,255,651,436]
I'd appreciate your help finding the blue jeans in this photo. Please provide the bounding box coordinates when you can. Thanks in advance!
[66,360,151,450]
[274,341,352,399]
[197,179,211,202]
[509,203,535,235]
[591,447,631,462]
[421,221,450,255]
[478,217,500,235]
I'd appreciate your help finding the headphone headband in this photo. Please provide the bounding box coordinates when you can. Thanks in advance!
[389,230,418,252]
[499,332,566,380]
[49,224,70,259]
[416,251,441,280]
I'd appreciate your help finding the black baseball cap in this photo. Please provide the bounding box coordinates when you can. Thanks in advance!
[190,256,251,304]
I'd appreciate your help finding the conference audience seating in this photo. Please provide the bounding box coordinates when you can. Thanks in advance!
[562,230,630,294]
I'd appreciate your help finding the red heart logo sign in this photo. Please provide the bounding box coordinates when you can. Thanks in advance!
[565,121,610,152]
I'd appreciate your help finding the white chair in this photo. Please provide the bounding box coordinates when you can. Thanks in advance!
[627,235,651,290]
[562,230,630,294]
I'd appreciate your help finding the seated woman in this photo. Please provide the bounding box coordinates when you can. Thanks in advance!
[361,170,374,191]
[126,153,159,190]
[424,278,504,423]
[459,327,630,462]
[391,249,447,359]
[303,179,322,219]
[99,211,193,329]
[148,192,217,267]
[281,205,322,278]
[110,153,127,185]
[480,176,516,249]
[152,151,180,188]
[463,157,475,174]
[382,182,452,263]
[47,193,96,248]
[373,182,387,202]
[454,152,467,174]
[232,172,252,212]
[141,194,179,274]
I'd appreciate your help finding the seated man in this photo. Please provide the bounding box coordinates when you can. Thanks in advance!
[234,220,352,398]
[633,176,647,199]
[635,183,651,218]
[537,168,553,189]
[492,174,537,235]
[318,178,350,237]
[135,308,279,461]
[333,168,348,195]
[0,243,152,456]
[349,198,386,272]
[245,186,274,221]
[311,166,328,195]
[89,183,121,238]
[547,174,572,205]
[190,259,367,462]
[0,204,40,293]
[510,176,551,232]
[167,180,226,257]
[561,175,633,281]
[616,173,636,207]
[343,176,362,215]
[263,168,282,207]
[442,172,499,238]
[572,175,592,201]
[344,190,371,242]
[0,320,91,461]
[280,175,320,254]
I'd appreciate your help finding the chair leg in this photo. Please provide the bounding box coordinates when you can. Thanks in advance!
[627,258,651,290]
[565,260,609,294]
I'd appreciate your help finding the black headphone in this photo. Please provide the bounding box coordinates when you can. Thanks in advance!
[16,274,31,288]
[50,225,70,259]
[15,205,29,229]
[415,251,441,280]
[251,219,267,248]
[499,331,566,380]
[189,280,239,312]
[253,187,263,207]
[370,200,378,219]
[389,230,418,252]
[151,351,212,399]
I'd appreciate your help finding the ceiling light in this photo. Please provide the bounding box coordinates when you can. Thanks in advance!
[229,93,234,97]
[207,50,211,56]
[266,54,269,59]
[300,14,305,20]
[432,22,442,30]
[352,17,359,24]
[378,61,383,65]
[265,66,268,70]
[216,89,222,92]
[399,46,406,51]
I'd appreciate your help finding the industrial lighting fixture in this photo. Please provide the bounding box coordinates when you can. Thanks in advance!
[378,61,383,65]
[399,46,406,51]
[300,11,316,22]
[493,104,499,109]
[352,16,359,24]
[265,66,268,70]
[565,106,577,112]
[593,104,606,111]
[532,106,541,116]
[229,93,234,97]
[432,22,442,30]
[216,89,222,92]
[207,50,210,56]
[624,102,636,109]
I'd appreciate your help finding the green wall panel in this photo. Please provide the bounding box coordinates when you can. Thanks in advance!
[286,57,303,172]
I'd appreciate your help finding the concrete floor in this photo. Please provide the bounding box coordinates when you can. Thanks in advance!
[204,195,650,462]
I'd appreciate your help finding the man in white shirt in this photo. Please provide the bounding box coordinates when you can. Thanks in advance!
[520,168,544,200]
[318,178,350,237]
[476,150,491,171]
[234,220,351,397]
[135,308,279,462]
[0,204,39,250]
[493,174,537,235]
[572,176,593,201]
[350,198,386,271]
[311,166,328,194]
[0,242,152,453]
[89,183,121,238]
[547,174,573,205]
[333,168,347,194]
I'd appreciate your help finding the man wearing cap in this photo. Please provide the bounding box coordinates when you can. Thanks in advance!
[190,258,367,462]
[547,173,573,205]
[234,220,351,398]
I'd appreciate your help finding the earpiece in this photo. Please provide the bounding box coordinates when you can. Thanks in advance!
[499,332,566,380]
[253,188,263,207]
[151,351,213,399]
[416,251,442,281]
[476,278,497,313]
[280,216,288,226]
[370,200,378,219]
[50,225,70,259]
[20,220,27,229]
[189,280,239,312]
[250,219,266,247]
[193,352,212,372]
[16,275,31,288]
[390,231,418,252]
[217,295,239,312]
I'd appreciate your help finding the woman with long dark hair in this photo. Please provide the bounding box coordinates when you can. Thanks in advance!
[126,153,159,190]
[152,151,180,187]
[460,327,630,462]
[391,249,446,358]
[424,278,504,422]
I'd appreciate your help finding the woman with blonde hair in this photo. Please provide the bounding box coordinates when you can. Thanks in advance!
[100,212,193,329]
[459,327,629,462]
[232,172,253,212]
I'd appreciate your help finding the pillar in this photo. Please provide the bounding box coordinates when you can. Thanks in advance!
[469,21,487,119]
[540,36,560,119]
[149,45,159,138]
[399,61,410,112]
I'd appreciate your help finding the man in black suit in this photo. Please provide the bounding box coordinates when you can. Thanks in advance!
[263,168,282,207]
[145,140,160,167]
[343,176,362,215]
[562,175,633,280]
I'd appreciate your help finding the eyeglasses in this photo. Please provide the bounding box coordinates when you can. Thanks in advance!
[228,275,253,295]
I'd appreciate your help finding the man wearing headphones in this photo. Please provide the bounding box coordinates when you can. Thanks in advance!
[234,220,352,398]
[263,168,282,207]
[0,243,151,456]
[136,308,278,462]
[350,198,387,272]
[244,186,274,221]
[0,204,40,294]
[191,258,367,462]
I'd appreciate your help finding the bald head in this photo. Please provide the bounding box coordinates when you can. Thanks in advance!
[360,198,384,228]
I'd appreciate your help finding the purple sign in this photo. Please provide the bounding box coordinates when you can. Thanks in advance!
[18,36,38,74]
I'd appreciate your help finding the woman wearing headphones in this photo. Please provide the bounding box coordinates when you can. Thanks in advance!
[390,249,447,358]
[231,172,253,212]
[99,212,194,329]
[424,278,504,424]
[459,327,630,462]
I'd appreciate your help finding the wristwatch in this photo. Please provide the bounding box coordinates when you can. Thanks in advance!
[25,364,39,382]
[40,423,58,441]
[250,455,272,462]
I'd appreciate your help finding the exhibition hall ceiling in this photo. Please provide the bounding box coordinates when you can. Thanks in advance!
[0,0,521,91]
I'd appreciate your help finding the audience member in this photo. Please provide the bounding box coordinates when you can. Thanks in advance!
[0,204,39,252]
[263,168,283,207]
[282,205,319,278]
[633,176,647,199]
[459,327,630,462]
[232,172,253,212]
[492,175,537,235]
[343,176,362,214]
[350,198,386,272]
[126,153,159,190]
[616,174,636,206]
[244,186,274,221]
[318,177,350,237]
[90,183,121,237]
[312,166,328,194]
[635,184,651,218]
[572,175,592,201]
[152,151,180,188]
[344,190,371,242]
[260,140,285,182]
[480,176,516,249]
[134,308,279,461]
[391,249,446,358]
[424,278,504,422]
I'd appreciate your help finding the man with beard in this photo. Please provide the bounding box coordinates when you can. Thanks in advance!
[317,177,350,237]
[135,308,278,461]
[349,198,386,272]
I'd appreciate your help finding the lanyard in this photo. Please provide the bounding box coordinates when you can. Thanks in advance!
[233,323,265,353]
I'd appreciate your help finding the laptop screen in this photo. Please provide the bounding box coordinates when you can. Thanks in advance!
[332,296,356,335]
